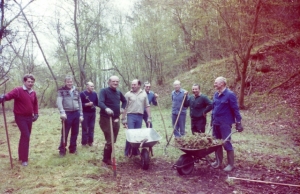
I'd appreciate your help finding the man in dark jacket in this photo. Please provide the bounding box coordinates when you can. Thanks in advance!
[98,76,127,165]
[80,82,98,147]
[57,75,83,157]
[211,76,243,172]
[185,84,212,134]
[0,74,39,166]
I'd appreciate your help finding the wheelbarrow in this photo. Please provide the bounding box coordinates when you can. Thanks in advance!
[172,131,237,175]
[125,128,161,170]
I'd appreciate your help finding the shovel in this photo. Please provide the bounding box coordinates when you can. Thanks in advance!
[1,101,13,169]
[109,116,117,177]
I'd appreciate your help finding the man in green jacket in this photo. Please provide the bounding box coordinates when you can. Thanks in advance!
[185,84,212,134]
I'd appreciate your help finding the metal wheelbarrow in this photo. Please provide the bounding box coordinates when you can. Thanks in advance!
[172,131,237,175]
[125,128,161,170]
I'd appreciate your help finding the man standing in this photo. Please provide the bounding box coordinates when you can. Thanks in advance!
[171,80,187,138]
[186,84,212,134]
[80,82,98,147]
[98,76,127,165]
[122,79,151,157]
[211,76,243,172]
[57,75,83,157]
[0,74,39,166]
[143,81,158,128]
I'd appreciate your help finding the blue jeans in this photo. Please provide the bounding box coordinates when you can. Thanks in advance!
[15,115,33,162]
[81,112,96,145]
[191,117,206,134]
[124,113,143,156]
[58,111,80,153]
[172,113,186,137]
[212,124,233,151]
[143,110,152,128]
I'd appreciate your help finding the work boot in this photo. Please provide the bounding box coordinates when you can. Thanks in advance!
[211,147,223,168]
[102,146,112,165]
[224,150,234,172]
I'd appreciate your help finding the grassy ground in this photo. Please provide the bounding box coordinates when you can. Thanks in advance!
[0,103,299,193]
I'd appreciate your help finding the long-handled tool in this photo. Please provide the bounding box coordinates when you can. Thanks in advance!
[157,99,168,141]
[62,119,66,153]
[109,116,117,177]
[164,93,188,153]
[2,101,13,169]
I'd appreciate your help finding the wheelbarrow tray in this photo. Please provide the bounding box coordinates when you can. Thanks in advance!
[177,144,222,158]
[125,128,161,148]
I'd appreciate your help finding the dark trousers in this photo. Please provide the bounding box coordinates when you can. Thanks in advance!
[213,124,233,151]
[143,110,152,128]
[99,116,120,148]
[191,116,206,134]
[15,115,33,162]
[81,112,96,145]
[58,111,80,153]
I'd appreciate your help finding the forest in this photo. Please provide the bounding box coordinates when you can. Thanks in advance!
[0,0,300,193]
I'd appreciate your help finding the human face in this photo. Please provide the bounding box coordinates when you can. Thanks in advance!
[144,84,151,93]
[109,76,119,90]
[131,80,140,92]
[86,84,94,92]
[174,83,181,92]
[24,78,35,90]
[192,85,200,97]
[65,78,73,89]
[214,78,224,92]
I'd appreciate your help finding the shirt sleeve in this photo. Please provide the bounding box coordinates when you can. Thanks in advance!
[98,89,107,110]
[229,92,242,122]
[56,90,65,114]
[120,92,127,109]
[78,93,83,117]
[33,92,39,114]
[203,95,213,114]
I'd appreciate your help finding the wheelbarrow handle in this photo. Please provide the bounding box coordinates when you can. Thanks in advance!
[223,130,238,143]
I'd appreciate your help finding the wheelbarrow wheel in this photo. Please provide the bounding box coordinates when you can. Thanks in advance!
[176,154,194,175]
[141,148,150,170]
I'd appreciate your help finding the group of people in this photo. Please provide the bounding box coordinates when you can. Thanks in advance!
[0,74,243,172]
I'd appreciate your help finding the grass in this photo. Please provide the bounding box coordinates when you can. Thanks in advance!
[0,102,299,193]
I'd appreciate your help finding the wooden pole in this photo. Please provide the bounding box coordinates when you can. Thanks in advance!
[228,176,300,187]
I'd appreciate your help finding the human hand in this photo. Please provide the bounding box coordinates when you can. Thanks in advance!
[0,94,5,103]
[236,122,243,132]
[86,102,93,106]
[121,118,127,125]
[184,91,188,95]
[147,117,152,123]
[105,108,114,115]
[32,114,39,122]
[60,114,67,120]
[80,116,84,123]
[120,108,124,114]
[154,93,159,98]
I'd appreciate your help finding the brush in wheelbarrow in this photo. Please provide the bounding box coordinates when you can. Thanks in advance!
[125,128,161,170]
[172,131,236,175]
[173,144,222,175]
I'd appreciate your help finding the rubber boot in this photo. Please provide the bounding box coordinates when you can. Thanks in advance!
[102,146,112,165]
[211,147,223,168]
[224,150,234,172]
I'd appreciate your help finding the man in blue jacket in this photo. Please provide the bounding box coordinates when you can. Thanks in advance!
[143,81,158,128]
[171,80,188,137]
[211,76,243,172]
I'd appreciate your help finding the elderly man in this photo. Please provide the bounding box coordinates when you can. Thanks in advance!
[143,81,158,128]
[171,80,188,137]
[57,75,83,157]
[122,79,151,157]
[0,74,38,166]
[80,82,98,147]
[211,76,243,172]
[185,84,212,134]
[98,76,127,165]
